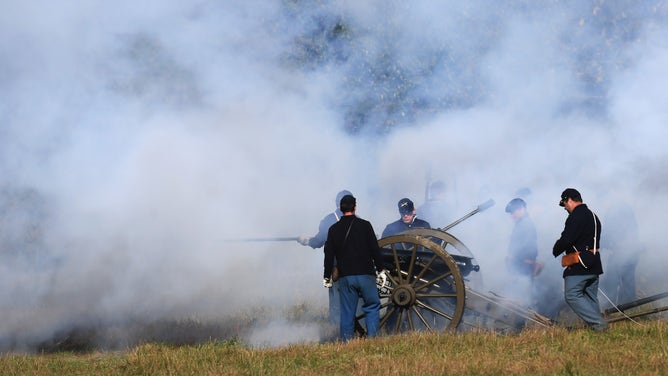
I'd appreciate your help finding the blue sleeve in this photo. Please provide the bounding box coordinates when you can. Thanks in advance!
[381,224,392,238]
[309,213,336,248]
[553,214,578,256]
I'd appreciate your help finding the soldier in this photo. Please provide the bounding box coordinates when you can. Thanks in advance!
[552,188,608,331]
[323,194,386,341]
[382,198,431,237]
[297,189,352,326]
[504,198,542,307]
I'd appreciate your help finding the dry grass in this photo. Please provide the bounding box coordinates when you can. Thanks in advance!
[1,321,666,375]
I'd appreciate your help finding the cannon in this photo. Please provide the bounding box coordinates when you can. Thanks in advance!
[360,200,668,335]
[374,235,551,333]
[360,199,554,335]
[235,198,666,333]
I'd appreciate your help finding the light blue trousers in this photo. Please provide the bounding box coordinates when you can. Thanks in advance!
[564,274,608,331]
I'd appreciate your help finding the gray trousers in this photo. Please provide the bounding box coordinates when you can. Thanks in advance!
[564,274,608,331]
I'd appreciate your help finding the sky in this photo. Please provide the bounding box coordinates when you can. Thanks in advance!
[1,1,668,351]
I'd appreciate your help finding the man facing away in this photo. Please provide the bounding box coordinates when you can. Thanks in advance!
[323,194,386,341]
[552,188,608,331]
[382,198,431,238]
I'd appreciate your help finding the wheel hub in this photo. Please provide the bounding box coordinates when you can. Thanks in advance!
[391,285,416,307]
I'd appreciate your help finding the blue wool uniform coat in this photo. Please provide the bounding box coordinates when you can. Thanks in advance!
[553,204,603,277]
[381,217,431,238]
[507,214,538,277]
[307,210,341,249]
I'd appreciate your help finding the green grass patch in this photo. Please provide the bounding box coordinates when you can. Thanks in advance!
[1,321,666,375]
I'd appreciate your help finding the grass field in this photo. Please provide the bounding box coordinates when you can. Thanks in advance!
[1,320,666,375]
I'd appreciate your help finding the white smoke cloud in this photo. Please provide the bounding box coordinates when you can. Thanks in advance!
[2,1,667,351]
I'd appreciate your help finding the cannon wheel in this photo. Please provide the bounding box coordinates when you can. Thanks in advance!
[375,234,466,333]
[403,228,483,290]
[403,228,475,258]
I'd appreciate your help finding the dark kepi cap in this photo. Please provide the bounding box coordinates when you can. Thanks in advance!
[398,198,414,214]
[559,188,581,206]
[505,198,526,213]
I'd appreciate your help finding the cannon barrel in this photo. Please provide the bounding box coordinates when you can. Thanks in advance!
[440,199,495,232]
[606,305,668,323]
[603,291,668,316]
[224,236,299,242]
[227,199,496,243]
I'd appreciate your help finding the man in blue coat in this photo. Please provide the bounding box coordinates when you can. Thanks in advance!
[382,198,431,238]
[298,189,352,325]
[504,198,541,307]
[552,188,608,331]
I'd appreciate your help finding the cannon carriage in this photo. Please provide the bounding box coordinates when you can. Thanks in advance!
[373,227,552,335]
[237,196,667,334]
[359,200,668,335]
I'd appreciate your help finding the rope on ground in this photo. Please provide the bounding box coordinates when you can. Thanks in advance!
[598,288,645,326]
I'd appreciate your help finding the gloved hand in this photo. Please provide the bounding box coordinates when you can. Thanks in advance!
[376,269,389,287]
[323,277,333,288]
[297,236,311,246]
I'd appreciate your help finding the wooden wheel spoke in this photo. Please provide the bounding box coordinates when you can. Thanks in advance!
[415,270,454,292]
[410,253,439,287]
[390,244,405,284]
[377,233,467,333]
[415,299,455,321]
[405,243,419,284]
[380,305,397,327]
[394,309,405,332]
[416,292,459,298]
[405,307,416,330]
[410,306,435,332]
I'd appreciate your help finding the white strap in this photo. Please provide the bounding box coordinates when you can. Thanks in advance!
[578,246,588,269]
[572,212,598,269]
[592,212,598,254]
